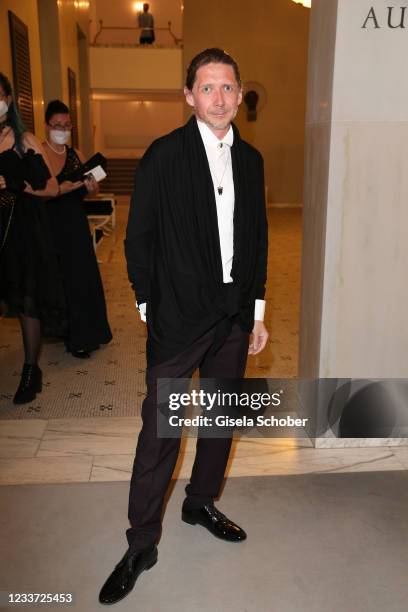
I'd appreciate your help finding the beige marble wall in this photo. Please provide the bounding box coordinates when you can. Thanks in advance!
[321,0,408,378]
[300,0,408,444]
[301,0,408,378]
[299,0,338,378]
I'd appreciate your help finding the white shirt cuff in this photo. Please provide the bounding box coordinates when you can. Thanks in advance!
[254,299,265,322]
[136,300,264,323]
[136,301,147,322]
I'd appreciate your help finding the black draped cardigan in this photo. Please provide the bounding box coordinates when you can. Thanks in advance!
[124,115,268,366]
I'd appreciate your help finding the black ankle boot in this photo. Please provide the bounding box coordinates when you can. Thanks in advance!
[13,363,42,405]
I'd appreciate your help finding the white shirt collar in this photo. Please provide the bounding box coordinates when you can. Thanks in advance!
[196,117,234,149]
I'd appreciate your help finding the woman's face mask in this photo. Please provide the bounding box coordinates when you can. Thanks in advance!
[49,129,71,145]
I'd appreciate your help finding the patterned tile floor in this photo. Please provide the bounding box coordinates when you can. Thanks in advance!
[0,200,302,420]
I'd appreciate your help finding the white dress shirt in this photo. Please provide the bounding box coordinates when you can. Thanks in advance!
[136,118,266,323]
[196,118,235,283]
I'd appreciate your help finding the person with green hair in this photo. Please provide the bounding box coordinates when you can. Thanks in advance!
[0,72,64,405]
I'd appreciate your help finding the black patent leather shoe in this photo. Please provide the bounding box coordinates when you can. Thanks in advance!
[99,544,158,605]
[13,364,42,405]
[182,504,247,542]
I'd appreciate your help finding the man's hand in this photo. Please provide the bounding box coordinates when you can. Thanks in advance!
[136,301,147,323]
[0,175,6,189]
[248,320,268,355]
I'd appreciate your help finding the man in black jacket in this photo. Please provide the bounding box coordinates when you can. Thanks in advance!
[99,48,268,605]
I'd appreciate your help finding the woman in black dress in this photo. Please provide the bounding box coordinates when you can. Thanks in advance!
[43,100,112,358]
[0,73,63,404]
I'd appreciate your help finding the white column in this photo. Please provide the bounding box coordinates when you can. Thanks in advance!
[299,0,408,445]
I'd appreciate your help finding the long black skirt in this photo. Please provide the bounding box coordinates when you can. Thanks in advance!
[45,191,112,352]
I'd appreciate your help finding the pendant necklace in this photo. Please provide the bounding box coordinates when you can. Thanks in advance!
[210,148,229,196]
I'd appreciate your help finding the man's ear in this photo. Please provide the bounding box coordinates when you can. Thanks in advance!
[184,86,195,108]
[237,87,243,106]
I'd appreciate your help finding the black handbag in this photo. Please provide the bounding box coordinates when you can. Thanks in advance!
[63,151,107,183]
[81,152,107,177]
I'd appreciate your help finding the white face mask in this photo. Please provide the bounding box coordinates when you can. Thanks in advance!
[0,100,8,117]
[50,129,71,145]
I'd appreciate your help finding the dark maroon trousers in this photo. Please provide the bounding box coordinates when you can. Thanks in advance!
[126,322,249,552]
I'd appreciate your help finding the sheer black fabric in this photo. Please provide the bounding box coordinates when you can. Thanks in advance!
[0,146,67,336]
[19,314,41,365]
